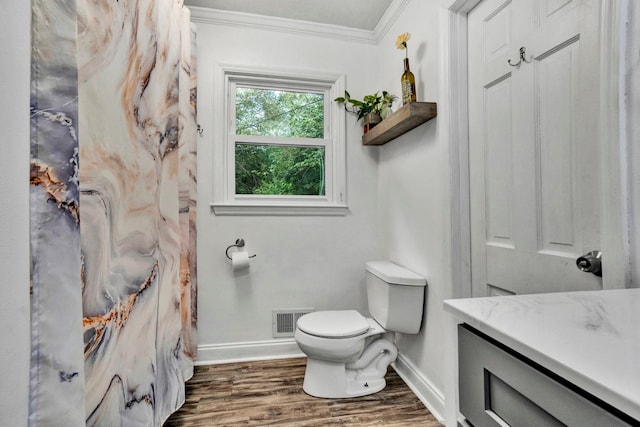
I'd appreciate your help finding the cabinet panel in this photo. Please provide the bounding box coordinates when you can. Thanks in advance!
[485,370,563,426]
[458,324,634,426]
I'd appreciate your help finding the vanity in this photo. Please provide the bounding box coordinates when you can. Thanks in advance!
[444,289,640,426]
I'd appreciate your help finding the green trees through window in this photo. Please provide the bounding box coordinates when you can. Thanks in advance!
[235,88,326,196]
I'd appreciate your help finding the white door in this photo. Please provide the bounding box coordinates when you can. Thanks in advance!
[468,0,605,296]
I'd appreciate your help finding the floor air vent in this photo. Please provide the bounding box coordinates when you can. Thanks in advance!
[272,308,314,338]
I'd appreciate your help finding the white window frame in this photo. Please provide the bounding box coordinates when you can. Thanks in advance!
[211,64,347,216]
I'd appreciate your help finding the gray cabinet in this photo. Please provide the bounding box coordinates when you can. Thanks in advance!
[458,324,637,426]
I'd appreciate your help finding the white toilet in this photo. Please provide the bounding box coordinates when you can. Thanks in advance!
[294,260,426,398]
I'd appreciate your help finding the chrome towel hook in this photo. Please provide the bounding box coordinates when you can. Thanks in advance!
[508,46,531,67]
[225,238,257,260]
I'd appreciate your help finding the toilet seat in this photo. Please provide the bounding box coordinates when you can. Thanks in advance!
[297,310,370,338]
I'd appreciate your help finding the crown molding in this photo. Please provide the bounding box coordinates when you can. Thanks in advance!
[188,1,411,45]
[373,0,412,42]
[188,6,378,44]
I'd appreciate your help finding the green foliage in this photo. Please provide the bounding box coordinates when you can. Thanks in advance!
[236,145,325,196]
[236,88,324,138]
[334,90,396,121]
[235,88,326,196]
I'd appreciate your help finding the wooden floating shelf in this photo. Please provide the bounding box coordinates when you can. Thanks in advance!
[362,102,437,146]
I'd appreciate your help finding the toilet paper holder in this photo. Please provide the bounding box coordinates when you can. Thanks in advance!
[225,238,257,260]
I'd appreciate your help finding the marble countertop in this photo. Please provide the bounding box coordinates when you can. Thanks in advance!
[444,288,640,421]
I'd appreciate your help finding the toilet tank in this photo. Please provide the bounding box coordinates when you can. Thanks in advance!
[365,261,426,334]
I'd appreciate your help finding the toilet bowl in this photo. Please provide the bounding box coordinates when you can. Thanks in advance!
[295,261,426,399]
[294,310,397,398]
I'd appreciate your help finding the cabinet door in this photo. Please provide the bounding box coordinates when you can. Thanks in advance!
[458,325,635,426]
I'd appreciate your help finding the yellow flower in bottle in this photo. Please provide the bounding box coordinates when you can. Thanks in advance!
[395,32,411,50]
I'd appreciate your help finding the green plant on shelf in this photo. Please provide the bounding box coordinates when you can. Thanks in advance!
[334,90,396,123]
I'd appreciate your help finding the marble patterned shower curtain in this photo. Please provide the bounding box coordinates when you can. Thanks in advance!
[29,0,197,425]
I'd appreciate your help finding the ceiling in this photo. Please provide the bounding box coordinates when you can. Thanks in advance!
[183,0,394,31]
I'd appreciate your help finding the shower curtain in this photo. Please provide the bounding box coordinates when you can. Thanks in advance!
[29,0,197,425]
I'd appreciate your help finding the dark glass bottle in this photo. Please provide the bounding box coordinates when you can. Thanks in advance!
[401,58,417,105]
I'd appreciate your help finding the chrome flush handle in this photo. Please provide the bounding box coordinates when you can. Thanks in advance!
[576,251,602,277]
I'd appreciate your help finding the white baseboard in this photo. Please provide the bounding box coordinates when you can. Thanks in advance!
[196,338,304,365]
[392,353,446,424]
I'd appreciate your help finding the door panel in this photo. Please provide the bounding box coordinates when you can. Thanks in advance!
[483,1,511,62]
[469,0,602,296]
[538,38,580,254]
[485,75,514,246]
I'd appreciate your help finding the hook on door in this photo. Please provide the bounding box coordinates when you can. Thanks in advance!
[508,47,531,68]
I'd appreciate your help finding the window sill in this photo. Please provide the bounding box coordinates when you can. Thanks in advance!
[210,203,350,216]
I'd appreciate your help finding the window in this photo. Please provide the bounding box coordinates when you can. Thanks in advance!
[235,88,325,196]
[212,65,347,215]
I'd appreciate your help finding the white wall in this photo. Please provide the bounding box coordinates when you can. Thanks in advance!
[375,0,450,418]
[194,21,384,361]
[0,0,31,424]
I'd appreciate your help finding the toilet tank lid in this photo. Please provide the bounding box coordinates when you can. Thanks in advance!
[365,261,426,286]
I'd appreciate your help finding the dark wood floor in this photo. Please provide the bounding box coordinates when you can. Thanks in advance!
[164,357,442,426]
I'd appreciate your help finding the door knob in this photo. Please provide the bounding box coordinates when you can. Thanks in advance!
[576,251,602,277]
